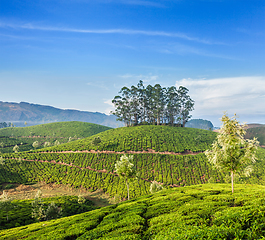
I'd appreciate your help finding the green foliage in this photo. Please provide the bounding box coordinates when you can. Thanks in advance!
[78,195,86,205]
[0,121,111,139]
[150,181,163,193]
[31,190,45,221]
[0,156,5,165]
[0,121,111,153]
[0,191,14,222]
[32,141,39,149]
[0,195,97,230]
[44,202,62,220]
[115,155,137,200]
[245,125,265,146]
[2,184,265,239]
[205,113,259,193]
[92,136,102,146]
[44,125,217,153]
[111,81,194,126]
[13,145,19,153]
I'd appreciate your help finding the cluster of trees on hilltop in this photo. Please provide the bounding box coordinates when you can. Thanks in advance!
[111,80,194,127]
[0,122,12,128]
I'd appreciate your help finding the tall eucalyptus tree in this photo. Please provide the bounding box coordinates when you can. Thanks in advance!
[111,81,194,127]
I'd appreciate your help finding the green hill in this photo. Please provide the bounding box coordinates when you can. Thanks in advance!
[2,125,265,201]
[1,125,265,238]
[39,125,218,153]
[0,195,97,230]
[2,184,265,239]
[245,125,265,146]
[0,121,111,153]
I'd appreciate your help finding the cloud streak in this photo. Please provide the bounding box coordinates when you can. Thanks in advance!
[0,22,220,45]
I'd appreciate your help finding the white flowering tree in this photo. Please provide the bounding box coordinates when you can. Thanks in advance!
[44,142,51,148]
[13,145,19,153]
[32,141,39,149]
[150,180,163,194]
[31,190,45,221]
[205,113,259,193]
[0,191,14,221]
[115,155,137,200]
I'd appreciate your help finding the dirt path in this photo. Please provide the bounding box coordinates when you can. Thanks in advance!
[0,182,112,207]
[12,158,114,175]
[40,149,204,155]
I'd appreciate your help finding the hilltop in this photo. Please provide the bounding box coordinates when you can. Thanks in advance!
[0,101,122,128]
[39,125,217,153]
[0,121,111,153]
[0,121,111,139]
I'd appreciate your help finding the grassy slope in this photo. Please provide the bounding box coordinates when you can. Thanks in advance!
[246,126,265,146]
[0,121,112,153]
[0,195,97,230]
[1,126,219,199]
[2,184,265,239]
[2,125,265,200]
[0,121,112,138]
[40,125,217,153]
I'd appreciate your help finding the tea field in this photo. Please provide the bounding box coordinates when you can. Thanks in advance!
[1,184,265,239]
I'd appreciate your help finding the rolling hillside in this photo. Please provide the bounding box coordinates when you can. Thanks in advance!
[245,125,265,146]
[0,121,112,153]
[2,184,265,239]
[39,125,218,153]
[1,125,265,201]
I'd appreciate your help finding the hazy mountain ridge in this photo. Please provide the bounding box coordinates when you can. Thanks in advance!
[0,101,122,128]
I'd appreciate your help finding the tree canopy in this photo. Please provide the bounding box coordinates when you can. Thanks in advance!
[205,113,259,193]
[111,80,194,127]
[115,155,137,200]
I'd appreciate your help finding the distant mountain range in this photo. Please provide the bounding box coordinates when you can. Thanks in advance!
[0,101,123,128]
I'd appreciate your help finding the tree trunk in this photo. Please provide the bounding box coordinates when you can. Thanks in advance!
[182,120,186,128]
[157,115,160,125]
[231,171,234,193]
[126,178,130,200]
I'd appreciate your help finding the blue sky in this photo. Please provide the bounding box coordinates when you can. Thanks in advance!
[0,0,264,126]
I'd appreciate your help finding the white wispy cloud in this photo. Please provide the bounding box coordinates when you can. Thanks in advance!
[175,76,265,120]
[0,22,220,45]
[104,99,115,115]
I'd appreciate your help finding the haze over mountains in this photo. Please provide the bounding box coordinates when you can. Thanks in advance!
[0,101,123,128]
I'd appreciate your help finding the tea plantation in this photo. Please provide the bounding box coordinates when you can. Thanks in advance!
[1,125,265,199]
[1,125,265,239]
[0,121,111,153]
[1,184,265,239]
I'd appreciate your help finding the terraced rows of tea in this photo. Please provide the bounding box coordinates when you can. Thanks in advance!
[39,125,217,153]
[2,125,265,200]
[2,184,265,239]
[0,121,111,153]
